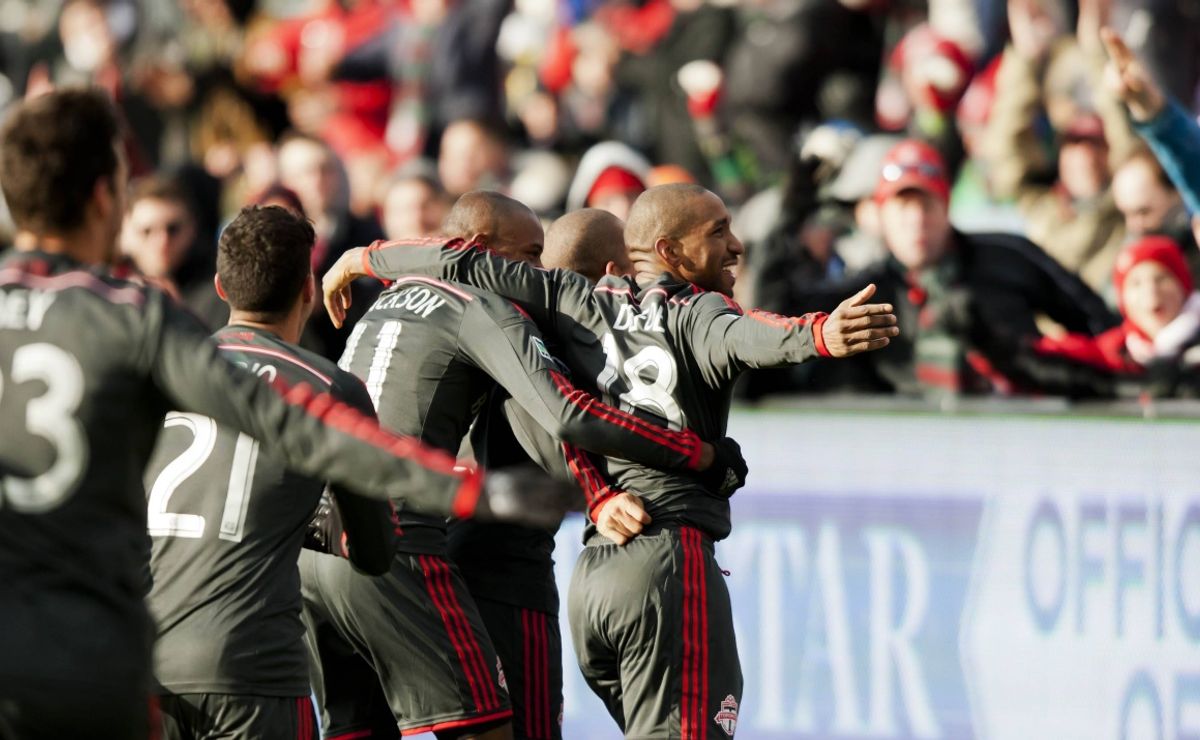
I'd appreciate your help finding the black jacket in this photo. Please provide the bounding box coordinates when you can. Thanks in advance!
[775,229,1120,396]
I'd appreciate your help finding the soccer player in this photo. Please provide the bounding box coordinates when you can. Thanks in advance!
[146,205,400,740]
[303,191,731,740]
[323,183,897,738]
[0,89,570,740]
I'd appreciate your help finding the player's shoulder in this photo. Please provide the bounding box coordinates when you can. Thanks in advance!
[212,326,339,391]
[0,252,153,308]
[372,274,477,318]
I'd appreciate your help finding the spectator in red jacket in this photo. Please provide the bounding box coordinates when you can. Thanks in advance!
[988,235,1200,398]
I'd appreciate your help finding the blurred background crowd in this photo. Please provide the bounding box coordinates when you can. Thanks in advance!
[3,0,1200,402]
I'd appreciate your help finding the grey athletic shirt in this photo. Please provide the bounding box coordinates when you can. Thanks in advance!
[147,325,397,696]
[364,239,830,539]
[0,250,477,695]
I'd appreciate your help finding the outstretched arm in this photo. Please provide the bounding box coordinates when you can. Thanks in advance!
[693,284,898,382]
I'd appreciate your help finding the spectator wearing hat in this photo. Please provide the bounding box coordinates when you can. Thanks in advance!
[565,140,649,219]
[977,235,1200,398]
[777,139,1116,397]
[981,0,1138,298]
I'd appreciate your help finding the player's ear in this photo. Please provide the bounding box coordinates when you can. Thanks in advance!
[604,260,622,277]
[471,232,490,247]
[213,274,228,302]
[653,237,682,268]
[301,272,316,306]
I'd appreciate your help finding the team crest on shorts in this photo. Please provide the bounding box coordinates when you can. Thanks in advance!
[496,657,508,693]
[713,695,738,736]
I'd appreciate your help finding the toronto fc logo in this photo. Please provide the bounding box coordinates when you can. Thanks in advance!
[713,695,738,736]
[496,657,508,693]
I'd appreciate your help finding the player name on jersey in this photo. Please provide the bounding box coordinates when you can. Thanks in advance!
[371,285,448,318]
[0,288,56,331]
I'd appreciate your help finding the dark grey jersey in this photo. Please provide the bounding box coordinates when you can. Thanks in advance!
[338,275,706,551]
[365,240,829,539]
[147,325,397,696]
[0,250,477,695]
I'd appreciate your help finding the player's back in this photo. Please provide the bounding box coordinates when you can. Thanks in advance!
[549,275,743,537]
[146,325,372,697]
[0,251,176,691]
[338,276,496,551]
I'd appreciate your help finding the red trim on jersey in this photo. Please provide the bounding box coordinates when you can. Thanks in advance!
[561,443,618,519]
[218,344,334,385]
[717,293,743,314]
[695,529,710,735]
[361,243,379,279]
[272,380,482,510]
[812,314,832,357]
[508,300,533,321]
[547,370,701,465]
[419,555,488,713]
[523,609,534,738]
[399,708,514,736]
[592,284,638,303]
[450,467,484,520]
[390,275,475,302]
[148,695,162,740]
[0,265,145,305]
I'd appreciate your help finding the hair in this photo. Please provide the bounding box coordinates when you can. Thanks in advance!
[217,205,315,316]
[623,183,712,263]
[544,208,626,281]
[253,182,307,219]
[0,88,120,234]
[1118,146,1175,190]
[442,190,534,239]
[128,174,195,215]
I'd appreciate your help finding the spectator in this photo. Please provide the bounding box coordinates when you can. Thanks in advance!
[379,171,449,241]
[437,118,510,197]
[565,140,649,220]
[277,131,382,358]
[1101,27,1200,238]
[118,174,227,330]
[611,0,735,181]
[777,139,1117,397]
[980,235,1200,398]
[1111,148,1196,261]
[982,0,1138,298]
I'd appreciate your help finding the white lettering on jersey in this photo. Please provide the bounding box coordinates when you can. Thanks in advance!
[371,286,447,318]
[612,304,664,333]
[0,289,56,331]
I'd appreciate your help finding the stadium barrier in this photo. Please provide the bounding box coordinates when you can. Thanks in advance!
[552,399,1200,739]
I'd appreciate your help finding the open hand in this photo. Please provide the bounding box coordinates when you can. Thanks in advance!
[821,284,898,357]
[1100,27,1165,122]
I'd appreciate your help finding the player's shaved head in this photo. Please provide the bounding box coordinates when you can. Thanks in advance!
[543,208,631,282]
[443,189,545,265]
[624,183,743,295]
[624,183,711,260]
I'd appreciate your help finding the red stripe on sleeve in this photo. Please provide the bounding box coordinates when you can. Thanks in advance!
[548,370,701,465]
[272,380,485,516]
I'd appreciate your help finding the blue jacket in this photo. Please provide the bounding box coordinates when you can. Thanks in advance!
[1134,99,1200,215]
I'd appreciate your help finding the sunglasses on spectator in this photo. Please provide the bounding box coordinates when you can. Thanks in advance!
[881,162,944,182]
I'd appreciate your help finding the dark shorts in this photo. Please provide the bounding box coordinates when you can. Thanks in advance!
[472,596,563,740]
[157,693,317,740]
[568,526,743,739]
[299,550,511,737]
[0,681,155,740]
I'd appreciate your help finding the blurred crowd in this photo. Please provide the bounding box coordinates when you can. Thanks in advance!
[2,0,1200,401]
